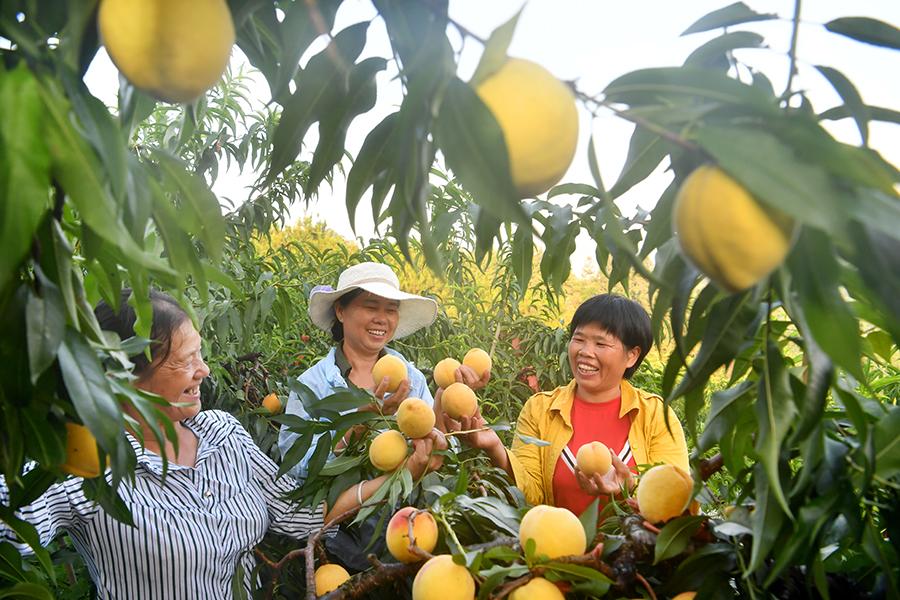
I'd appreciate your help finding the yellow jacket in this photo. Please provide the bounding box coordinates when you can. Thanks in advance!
[507,379,689,506]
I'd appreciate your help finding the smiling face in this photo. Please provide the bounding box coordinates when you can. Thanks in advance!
[135,320,209,422]
[335,291,400,356]
[568,322,641,403]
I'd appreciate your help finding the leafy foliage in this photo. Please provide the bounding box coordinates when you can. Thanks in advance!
[0,0,897,598]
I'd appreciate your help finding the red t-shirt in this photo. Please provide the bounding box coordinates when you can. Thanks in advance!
[552,395,635,516]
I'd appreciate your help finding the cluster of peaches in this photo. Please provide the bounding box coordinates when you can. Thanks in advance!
[365,349,492,472]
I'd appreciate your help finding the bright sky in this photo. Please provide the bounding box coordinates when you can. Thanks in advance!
[84,0,900,271]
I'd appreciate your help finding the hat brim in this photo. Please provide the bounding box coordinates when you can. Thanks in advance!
[308,282,438,339]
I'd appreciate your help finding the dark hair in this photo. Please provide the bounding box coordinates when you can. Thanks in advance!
[94,289,190,377]
[329,288,365,342]
[568,294,653,379]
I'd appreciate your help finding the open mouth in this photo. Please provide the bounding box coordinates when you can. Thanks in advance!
[367,329,387,337]
[182,385,200,398]
[576,363,599,375]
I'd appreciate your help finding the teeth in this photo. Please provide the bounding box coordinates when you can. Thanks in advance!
[368,330,386,336]
[184,386,199,395]
[577,364,598,373]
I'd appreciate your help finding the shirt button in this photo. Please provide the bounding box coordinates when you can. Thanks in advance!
[205,490,213,498]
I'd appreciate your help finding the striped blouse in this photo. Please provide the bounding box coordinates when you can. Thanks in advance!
[1,410,324,599]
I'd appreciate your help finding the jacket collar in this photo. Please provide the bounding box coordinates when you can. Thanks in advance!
[548,379,643,425]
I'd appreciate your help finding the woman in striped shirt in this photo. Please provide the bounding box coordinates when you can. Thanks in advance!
[1,289,442,598]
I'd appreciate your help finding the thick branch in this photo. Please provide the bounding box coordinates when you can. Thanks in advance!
[699,453,724,481]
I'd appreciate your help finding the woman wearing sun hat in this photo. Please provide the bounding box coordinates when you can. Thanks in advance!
[278,262,447,571]
[278,262,440,478]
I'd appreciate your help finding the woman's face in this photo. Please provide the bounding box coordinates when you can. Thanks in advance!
[136,320,209,422]
[568,322,640,401]
[335,291,400,355]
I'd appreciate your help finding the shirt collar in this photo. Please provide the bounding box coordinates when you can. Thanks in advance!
[335,343,387,379]
[549,379,643,425]
[126,411,235,474]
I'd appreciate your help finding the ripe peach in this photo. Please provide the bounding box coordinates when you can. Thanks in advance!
[314,563,350,594]
[441,383,477,419]
[519,504,586,560]
[386,506,439,562]
[672,593,696,600]
[636,464,694,523]
[62,423,102,479]
[397,398,436,439]
[509,577,564,600]
[462,347,492,378]
[433,358,461,389]
[368,430,408,471]
[372,354,408,393]
[261,392,283,414]
[576,441,612,476]
[411,554,475,600]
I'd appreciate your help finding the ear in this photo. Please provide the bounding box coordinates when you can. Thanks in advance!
[333,304,344,323]
[625,346,641,369]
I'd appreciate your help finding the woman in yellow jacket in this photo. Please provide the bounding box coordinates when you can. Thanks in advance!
[436,294,689,514]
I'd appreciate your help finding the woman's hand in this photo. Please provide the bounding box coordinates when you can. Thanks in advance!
[575,454,635,497]
[372,377,410,415]
[406,429,447,479]
[454,365,491,391]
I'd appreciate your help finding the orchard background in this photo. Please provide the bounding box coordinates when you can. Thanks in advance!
[0,1,898,599]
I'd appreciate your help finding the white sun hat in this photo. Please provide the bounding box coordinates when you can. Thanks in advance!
[308,262,438,339]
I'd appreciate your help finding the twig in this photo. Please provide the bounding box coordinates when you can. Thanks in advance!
[445,426,491,437]
[635,573,658,600]
[304,0,350,77]
[575,89,700,152]
[304,504,374,600]
[782,0,802,102]
[318,562,419,599]
[447,16,487,45]
[492,574,531,599]
[699,453,724,481]
[641,520,662,535]
[405,509,435,561]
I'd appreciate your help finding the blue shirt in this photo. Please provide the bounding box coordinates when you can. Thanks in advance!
[1,410,324,599]
[278,346,433,480]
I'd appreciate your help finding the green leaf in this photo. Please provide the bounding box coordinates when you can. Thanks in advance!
[511,224,534,291]
[579,498,599,545]
[0,582,54,599]
[654,515,705,564]
[272,0,342,103]
[469,8,522,86]
[788,230,862,380]
[608,126,671,199]
[434,77,526,221]
[37,79,171,275]
[682,2,778,35]
[516,434,551,448]
[306,56,386,195]
[815,65,869,145]
[873,406,900,480]
[346,113,398,231]
[0,65,51,291]
[819,104,900,125]
[754,342,796,517]
[603,67,779,115]
[266,22,370,183]
[154,152,226,262]
[824,17,900,50]
[747,463,787,574]
[25,272,66,383]
[684,31,766,68]
[57,328,123,453]
[0,508,54,583]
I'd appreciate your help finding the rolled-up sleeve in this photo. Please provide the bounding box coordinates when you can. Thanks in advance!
[508,398,548,506]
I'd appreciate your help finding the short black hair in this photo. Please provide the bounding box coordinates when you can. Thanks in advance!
[329,288,365,342]
[568,294,652,379]
[94,289,190,377]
